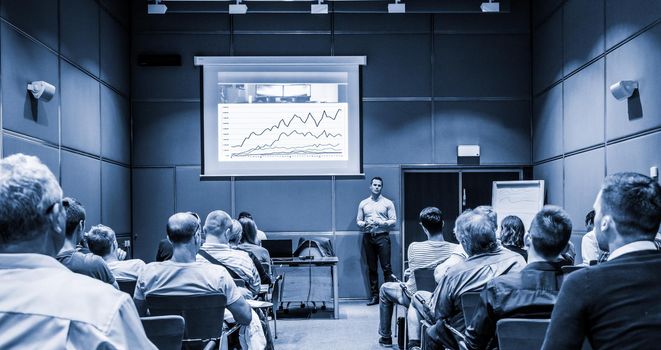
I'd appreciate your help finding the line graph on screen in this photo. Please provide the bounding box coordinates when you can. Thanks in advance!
[218,102,348,161]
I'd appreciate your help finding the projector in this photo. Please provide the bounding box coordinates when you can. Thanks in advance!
[147,3,167,14]
[480,2,500,12]
[229,4,248,14]
[311,4,328,14]
[388,3,406,13]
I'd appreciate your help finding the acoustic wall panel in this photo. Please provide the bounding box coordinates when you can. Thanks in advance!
[131,0,229,33]
[563,58,605,153]
[1,23,60,144]
[334,165,401,231]
[2,134,59,178]
[60,0,100,76]
[564,148,605,230]
[334,34,431,98]
[234,177,332,232]
[533,159,564,207]
[132,34,230,100]
[435,0,529,34]
[605,24,661,141]
[100,0,130,28]
[1,0,58,50]
[233,35,331,56]
[132,168,175,262]
[533,9,562,94]
[362,101,432,164]
[434,101,530,165]
[532,0,563,28]
[233,14,331,32]
[434,35,530,98]
[132,102,200,166]
[101,162,131,233]
[607,131,661,175]
[533,85,563,162]
[101,85,131,164]
[334,14,430,33]
[175,166,231,220]
[61,60,101,155]
[605,0,661,49]
[563,0,604,75]
[100,11,129,94]
[61,150,101,228]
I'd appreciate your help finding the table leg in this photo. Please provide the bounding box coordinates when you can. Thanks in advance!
[332,263,339,319]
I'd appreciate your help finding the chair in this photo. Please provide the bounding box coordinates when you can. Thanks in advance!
[561,265,586,274]
[413,268,436,293]
[117,279,137,296]
[260,261,283,339]
[460,292,482,327]
[496,318,550,350]
[140,315,185,350]
[146,293,238,350]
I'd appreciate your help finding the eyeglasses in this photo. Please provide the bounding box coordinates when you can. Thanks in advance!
[187,212,201,234]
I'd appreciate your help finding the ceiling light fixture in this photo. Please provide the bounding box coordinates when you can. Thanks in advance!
[311,0,328,14]
[229,0,248,15]
[388,0,405,13]
[480,0,500,12]
[147,0,167,14]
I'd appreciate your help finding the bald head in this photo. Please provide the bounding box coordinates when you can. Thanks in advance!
[167,212,200,244]
[203,210,233,242]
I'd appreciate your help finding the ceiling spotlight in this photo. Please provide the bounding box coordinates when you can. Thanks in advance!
[229,0,247,14]
[480,0,500,12]
[610,80,639,100]
[311,0,328,14]
[388,0,405,13]
[147,0,167,14]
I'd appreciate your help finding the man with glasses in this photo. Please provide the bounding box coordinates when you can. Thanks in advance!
[0,154,155,348]
[55,197,118,287]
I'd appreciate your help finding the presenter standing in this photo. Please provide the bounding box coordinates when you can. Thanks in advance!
[357,177,397,306]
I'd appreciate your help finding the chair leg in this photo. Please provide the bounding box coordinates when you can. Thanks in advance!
[273,305,278,339]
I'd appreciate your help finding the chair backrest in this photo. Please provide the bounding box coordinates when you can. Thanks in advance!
[413,268,436,293]
[561,265,585,274]
[261,262,271,276]
[460,292,482,327]
[146,293,227,340]
[141,315,185,350]
[496,318,550,350]
[117,279,137,296]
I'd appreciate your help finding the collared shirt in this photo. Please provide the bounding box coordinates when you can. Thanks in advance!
[357,195,397,233]
[55,249,116,285]
[108,259,147,281]
[581,230,604,264]
[607,240,658,261]
[0,253,155,349]
[197,242,261,296]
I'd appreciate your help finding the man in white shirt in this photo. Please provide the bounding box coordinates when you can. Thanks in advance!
[87,224,146,281]
[0,154,154,349]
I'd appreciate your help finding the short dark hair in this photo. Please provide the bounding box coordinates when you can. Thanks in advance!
[371,177,383,185]
[500,215,525,248]
[87,224,115,257]
[237,211,253,220]
[529,205,573,259]
[600,172,661,239]
[456,209,498,256]
[585,210,595,229]
[239,217,258,245]
[167,212,200,244]
[62,197,85,238]
[419,207,443,235]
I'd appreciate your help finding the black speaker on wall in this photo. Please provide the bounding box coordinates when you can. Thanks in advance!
[137,54,182,66]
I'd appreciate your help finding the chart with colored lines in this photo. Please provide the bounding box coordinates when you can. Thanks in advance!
[218,102,349,161]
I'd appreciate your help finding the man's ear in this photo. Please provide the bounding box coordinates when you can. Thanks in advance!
[49,202,65,236]
[523,232,532,249]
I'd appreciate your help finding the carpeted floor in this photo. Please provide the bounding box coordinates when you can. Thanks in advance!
[271,300,406,350]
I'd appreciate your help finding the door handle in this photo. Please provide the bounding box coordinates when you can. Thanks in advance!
[462,188,466,207]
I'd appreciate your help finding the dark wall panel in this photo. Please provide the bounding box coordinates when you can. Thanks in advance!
[335,34,431,98]
[564,148,604,230]
[101,162,131,233]
[61,151,101,228]
[61,60,101,155]
[335,14,429,33]
[100,11,129,94]
[132,102,200,166]
[533,159,564,206]
[100,0,130,28]
[607,131,661,175]
[605,0,661,49]
[435,0,529,34]
[60,0,100,76]
[132,34,230,100]
[101,85,131,164]
[563,58,604,153]
[233,34,331,56]
[233,14,331,32]
[2,134,59,177]
[533,9,562,93]
[131,1,229,33]
[175,166,231,219]
[133,168,175,262]
[605,24,661,141]
[234,178,332,232]
[335,165,401,231]
[1,0,58,50]
[434,35,530,97]
[563,0,604,74]
[532,0,563,28]
[434,101,530,164]
[1,24,60,144]
[533,85,562,162]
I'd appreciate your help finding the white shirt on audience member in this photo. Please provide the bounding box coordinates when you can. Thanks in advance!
[107,259,147,281]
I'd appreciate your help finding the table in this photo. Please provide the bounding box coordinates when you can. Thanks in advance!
[271,257,339,319]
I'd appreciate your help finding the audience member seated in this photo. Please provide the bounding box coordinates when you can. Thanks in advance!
[134,212,265,349]
[155,238,173,262]
[425,208,527,350]
[499,215,527,261]
[199,210,261,298]
[542,172,661,349]
[238,211,267,244]
[87,224,146,281]
[229,219,272,285]
[0,154,155,348]
[239,217,271,264]
[464,205,573,349]
[378,207,460,348]
[580,209,603,265]
[55,197,117,288]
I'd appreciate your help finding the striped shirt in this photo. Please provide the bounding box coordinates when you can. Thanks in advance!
[405,240,460,293]
[197,243,261,297]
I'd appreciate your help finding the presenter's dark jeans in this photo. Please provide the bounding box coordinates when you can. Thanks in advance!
[364,232,393,297]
